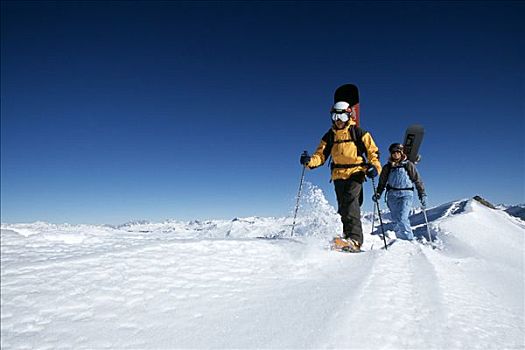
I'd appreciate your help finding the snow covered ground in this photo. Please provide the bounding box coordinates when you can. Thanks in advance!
[1,183,524,349]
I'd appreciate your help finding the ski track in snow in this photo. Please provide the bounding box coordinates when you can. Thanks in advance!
[1,188,524,350]
[322,243,450,350]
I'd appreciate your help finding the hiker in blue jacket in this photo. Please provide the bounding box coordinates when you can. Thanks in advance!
[372,143,426,240]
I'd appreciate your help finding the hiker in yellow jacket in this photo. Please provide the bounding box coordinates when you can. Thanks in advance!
[300,101,381,252]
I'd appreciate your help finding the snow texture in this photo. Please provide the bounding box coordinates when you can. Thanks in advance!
[1,183,524,349]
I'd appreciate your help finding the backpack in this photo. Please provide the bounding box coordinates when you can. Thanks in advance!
[382,161,416,193]
[322,125,368,168]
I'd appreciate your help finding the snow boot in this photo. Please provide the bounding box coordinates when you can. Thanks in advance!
[331,236,362,253]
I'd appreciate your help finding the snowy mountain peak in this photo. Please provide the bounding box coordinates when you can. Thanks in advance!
[1,187,524,349]
[473,195,497,209]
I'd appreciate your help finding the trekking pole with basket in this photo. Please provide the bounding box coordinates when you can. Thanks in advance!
[422,205,433,247]
[371,177,388,250]
[290,151,308,237]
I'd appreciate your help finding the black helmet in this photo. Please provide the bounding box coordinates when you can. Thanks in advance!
[388,143,404,153]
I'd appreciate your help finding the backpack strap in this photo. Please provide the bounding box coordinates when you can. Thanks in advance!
[385,162,414,192]
[321,129,334,163]
[323,126,367,156]
[323,125,369,171]
[386,185,415,191]
[350,125,368,162]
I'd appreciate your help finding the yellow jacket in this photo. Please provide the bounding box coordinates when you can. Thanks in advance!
[308,121,381,181]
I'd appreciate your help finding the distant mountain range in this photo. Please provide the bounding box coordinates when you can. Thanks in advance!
[503,205,525,221]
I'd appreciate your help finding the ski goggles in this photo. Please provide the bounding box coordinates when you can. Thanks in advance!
[331,110,351,122]
[390,146,404,153]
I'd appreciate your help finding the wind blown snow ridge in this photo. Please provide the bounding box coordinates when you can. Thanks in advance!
[1,185,524,349]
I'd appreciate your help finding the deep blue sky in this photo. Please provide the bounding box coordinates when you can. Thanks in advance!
[1,1,524,224]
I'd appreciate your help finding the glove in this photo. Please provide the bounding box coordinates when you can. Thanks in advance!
[419,194,427,208]
[366,166,378,179]
[372,192,381,203]
[300,151,311,166]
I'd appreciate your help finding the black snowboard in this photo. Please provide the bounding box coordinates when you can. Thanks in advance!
[334,84,359,105]
[403,124,424,163]
[333,84,360,126]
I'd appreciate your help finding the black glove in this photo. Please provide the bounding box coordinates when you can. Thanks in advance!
[366,166,378,178]
[300,151,311,166]
[372,192,381,202]
[419,194,427,208]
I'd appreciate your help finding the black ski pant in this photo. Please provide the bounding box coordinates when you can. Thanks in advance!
[333,174,364,245]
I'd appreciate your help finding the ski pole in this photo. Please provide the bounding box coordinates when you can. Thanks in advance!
[422,206,432,245]
[371,200,376,235]
[371,177,388,250]
[367,163,376,235]
[290,152,308,237]
[375,199,388,250]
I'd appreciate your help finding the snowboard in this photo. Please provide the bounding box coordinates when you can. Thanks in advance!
[334,84,360,126]
[403,124,424,163]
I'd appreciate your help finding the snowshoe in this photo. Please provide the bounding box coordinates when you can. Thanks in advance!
[331,236,362,253]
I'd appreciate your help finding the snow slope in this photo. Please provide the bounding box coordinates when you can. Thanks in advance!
[1,184,524,349]
[503,204,525,221]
